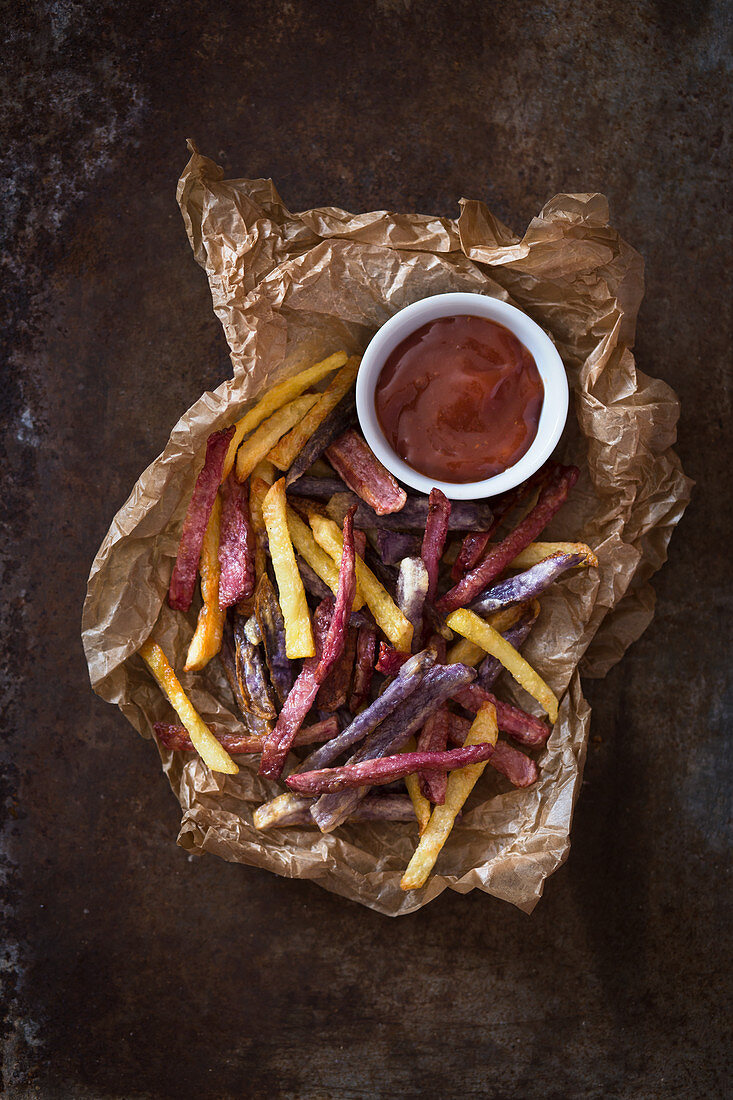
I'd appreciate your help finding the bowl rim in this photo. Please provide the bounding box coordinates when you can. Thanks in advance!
[355,292,569,500]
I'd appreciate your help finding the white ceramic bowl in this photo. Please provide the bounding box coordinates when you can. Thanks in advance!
[355,292,569,500]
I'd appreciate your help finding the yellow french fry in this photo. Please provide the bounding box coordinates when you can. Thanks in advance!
[262,479,314,659]
[309,514,413,652]
[402,737,431,835]
[267,358,360,470]
[285,507,365,611]
[251,459,277,486]
[185,495,226,670]
[253,791,307,830]
[139,640,238,775]
[305,457,336,478]
[222,352,348,479]
[401,702,498,890]
[235,394,319,483]
[445,604,526,665]
[445,637,485,667]
[509,541,598,570]
[446,608,559,723]
[249,475,272,585]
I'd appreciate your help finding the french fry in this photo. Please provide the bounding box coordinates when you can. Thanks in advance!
[400,702,498,890]
[251,459,277,486]
[262,479,314,659]
[446,608,559,723]
[235,394,319,483]
[445,604,526,665]
[249,475,271,583]
[445,637,486,667]
[403,739,432,835]
[306,458,336,478]
[508,541,598,570]
[154,715,338,754]
[349,622,376,712]
[268,358,360,471]
[139,640,238,775]
[287,742,496,795]
[185,495,226,671]
[470,551,590,614]
[326,429,407,515]
[168,427,234,611]
[286,506,365,611]
[309,513,413,652]
[253,574,294,705]
[217,475,254,609]
[222,352,348,479]
[421,488,451,603]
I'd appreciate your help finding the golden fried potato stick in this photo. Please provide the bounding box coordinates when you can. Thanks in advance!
[267,357,360,471]
[222,352,348,479]
[401,702,498,890]
[305,457,336,478]
[253,791,306,830]
[509,541,598,570]
[251,459,277,486]
[286,507,365,611]
[235,394,319,483]
[445,604,526,665]
[139,640,238,775]
[185,495,226,671]
[402,737,431,834]
[262,479,315,659]
[310,513,413,652]
[446,608,559,723]
[249,475,271,585]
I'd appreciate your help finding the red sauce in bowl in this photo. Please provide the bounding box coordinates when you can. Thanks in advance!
[374,314,544,484]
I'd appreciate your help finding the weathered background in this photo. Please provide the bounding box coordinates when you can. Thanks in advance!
[2,2,730,1096]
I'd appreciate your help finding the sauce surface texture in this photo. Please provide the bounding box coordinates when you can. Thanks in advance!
[374,314,544,483]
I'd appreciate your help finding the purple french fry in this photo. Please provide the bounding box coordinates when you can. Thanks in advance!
[469,551,587,614]
[288,476,347,501]
[254,574,294,706]
[232,614,277,721]
[326,492,494,531]
[377,529,421,566]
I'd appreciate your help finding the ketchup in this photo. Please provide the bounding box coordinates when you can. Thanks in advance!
[374,314,544,484]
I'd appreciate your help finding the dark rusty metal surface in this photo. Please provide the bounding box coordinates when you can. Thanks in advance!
[2,2,730,1096]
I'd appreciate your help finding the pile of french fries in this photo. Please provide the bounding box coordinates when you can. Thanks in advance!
[140,352,598,890]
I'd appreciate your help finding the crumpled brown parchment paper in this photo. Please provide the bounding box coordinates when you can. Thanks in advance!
[81,143,692,916]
